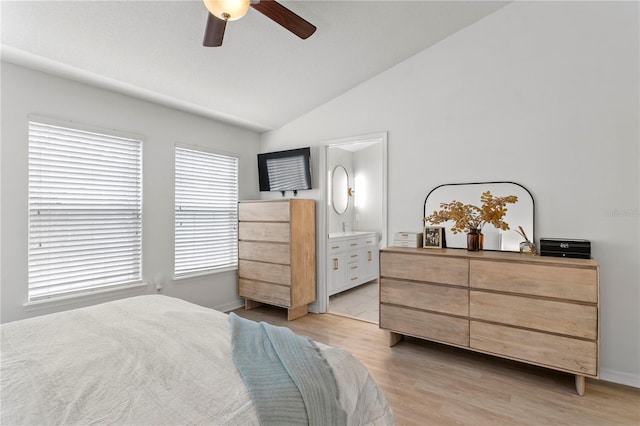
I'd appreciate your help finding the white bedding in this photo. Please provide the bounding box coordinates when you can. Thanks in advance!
[0,295,393,425]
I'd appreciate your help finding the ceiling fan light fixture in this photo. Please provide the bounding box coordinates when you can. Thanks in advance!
[203,0,250,21]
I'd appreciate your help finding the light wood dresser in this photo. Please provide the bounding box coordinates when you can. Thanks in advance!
[379,247,599,395]
[238,199,316,320]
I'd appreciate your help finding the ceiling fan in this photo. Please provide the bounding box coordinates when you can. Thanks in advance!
[202,0,316,47]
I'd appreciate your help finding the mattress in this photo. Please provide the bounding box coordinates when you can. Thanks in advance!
[0,295,393,425]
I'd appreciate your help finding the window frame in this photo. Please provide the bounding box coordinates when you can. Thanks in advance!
[27,115,143,301]
[173,143,239,278]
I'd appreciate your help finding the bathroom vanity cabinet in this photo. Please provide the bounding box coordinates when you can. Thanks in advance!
[327,232,379,296]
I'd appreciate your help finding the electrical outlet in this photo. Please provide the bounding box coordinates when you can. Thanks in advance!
[155,282,163,292]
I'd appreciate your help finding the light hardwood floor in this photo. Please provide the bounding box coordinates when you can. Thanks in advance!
[232,305,640,426]
[329,280,379,323]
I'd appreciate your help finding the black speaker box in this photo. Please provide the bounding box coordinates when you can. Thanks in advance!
[539,238,591,259]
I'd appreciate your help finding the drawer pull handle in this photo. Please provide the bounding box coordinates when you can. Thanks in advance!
[368,250,372,261]
[351,277,358,281]
[333,258,339,270]
[350,243,358,247]
[331,246,340,250]
[351,265,358,270]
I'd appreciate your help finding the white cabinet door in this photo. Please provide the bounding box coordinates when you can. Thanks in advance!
[360,246,379,282]
[328,252,346,295]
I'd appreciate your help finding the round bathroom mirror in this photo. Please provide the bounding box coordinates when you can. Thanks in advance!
[332,165,349,214]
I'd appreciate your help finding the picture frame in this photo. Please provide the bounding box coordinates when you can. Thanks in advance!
[423,226,444,249]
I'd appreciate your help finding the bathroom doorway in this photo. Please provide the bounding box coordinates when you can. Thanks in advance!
[324,133,387,323]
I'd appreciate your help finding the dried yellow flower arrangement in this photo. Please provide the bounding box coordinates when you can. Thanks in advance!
[424,191,518,234]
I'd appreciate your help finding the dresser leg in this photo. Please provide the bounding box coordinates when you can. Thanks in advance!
[389,332,404,347]
[244,299,263,310]
[575,375,586,396]
[287,304,308,321]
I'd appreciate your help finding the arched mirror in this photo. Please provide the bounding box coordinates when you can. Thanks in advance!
[332,165,349,214]
[423,182,534,252]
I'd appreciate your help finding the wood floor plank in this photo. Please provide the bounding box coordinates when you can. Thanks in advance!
[231,306,640,426]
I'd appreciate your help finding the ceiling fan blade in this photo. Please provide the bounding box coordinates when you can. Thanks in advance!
[203,13,227,47]
[250,0,316,40]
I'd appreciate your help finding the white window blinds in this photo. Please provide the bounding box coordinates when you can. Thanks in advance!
[28,119,142,300]
[174,146,238,276]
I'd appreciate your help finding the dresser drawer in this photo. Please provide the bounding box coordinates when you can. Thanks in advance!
[380,304,469,347]
[380,252,468,286]
[239,201,290,222]
[470,260,598,303]
[239,222,290,243]
[381,278,468,316]
[238,278,290,307]
[239,241,290,265]
[238,259,291,286]
[470,291,597,339]
[470,321,597,375]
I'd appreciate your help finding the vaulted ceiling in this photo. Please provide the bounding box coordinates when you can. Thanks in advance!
[1,1,509,132]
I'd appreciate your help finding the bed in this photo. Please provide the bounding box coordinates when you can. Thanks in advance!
[1,295,393,425]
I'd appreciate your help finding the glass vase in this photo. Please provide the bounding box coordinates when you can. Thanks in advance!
[467,228,481,251]
[519,240,536,254]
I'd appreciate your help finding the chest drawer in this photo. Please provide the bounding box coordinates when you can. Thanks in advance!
[239,222,290,243]
[239,278,291,307]
[238,259,291,286]
[470,291,597,339]
[239,201,290,222]
[381,278,468,316]
[380,252,468,287]
[239,241,290,264]
[470,321,597,375]
[470,260,598,303]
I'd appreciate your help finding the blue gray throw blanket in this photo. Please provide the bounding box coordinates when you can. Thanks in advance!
[229,313,347,425]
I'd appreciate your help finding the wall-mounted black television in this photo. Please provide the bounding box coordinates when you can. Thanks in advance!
[257,147,312,192]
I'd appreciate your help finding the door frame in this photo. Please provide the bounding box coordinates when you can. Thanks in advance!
[315,131,388,313]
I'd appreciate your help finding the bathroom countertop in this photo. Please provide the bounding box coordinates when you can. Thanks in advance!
[328,231,378,239]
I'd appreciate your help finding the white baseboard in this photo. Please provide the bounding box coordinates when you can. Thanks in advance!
[600,368,640,388]
[216,300,245,313]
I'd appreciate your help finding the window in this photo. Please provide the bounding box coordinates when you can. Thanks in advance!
[28,118,142,300]
[174,146,238,276]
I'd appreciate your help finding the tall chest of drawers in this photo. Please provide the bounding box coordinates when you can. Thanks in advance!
[379,247,599,395]
[238,199,316,320]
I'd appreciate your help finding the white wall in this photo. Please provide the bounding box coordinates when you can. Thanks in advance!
[353,143,383,235]
[326,142,386,236]
[327,147,354,234]
[1,62,260,322]
[261,1,640,387]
